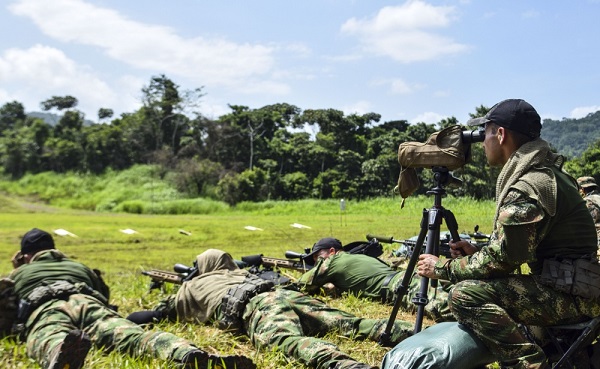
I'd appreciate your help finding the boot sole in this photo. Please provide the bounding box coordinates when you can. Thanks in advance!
[50,329,92,369]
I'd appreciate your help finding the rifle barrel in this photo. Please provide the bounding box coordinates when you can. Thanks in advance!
[366,234,402,244]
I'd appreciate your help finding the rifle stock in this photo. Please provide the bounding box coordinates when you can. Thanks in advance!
[141,269,184,289]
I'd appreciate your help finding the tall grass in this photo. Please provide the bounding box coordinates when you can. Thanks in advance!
[0,190,497,368]
[0,165,184,212]
[0,166,495,222]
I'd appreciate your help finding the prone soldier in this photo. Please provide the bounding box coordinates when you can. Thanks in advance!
[296,237,452,322]
[128,248,415,369]
[8,228,255,369]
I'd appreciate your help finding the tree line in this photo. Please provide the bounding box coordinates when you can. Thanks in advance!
[1,75,598,205]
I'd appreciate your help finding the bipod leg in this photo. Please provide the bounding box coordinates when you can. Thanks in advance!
[379,208,429,347]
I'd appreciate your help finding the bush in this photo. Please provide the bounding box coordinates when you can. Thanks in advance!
[117,200,145,214]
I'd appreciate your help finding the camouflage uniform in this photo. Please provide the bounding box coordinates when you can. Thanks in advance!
[12,249,204,368]
[431,141,600,369]
[578,176,600,250]
[243,288,412,369]
[298,251,451,322]
[583,189,600,248]
[152,249,413,369]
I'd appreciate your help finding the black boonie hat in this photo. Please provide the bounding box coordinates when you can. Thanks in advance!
[304,237,342,260]
[467,99,541,139]
[21,228,55,255]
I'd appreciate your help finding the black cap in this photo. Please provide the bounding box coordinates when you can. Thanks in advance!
[21,228,55,255]
[467,99,541,139]
[304,237,343,260]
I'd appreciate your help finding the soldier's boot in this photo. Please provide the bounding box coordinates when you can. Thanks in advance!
[180,349,256,369]
[48,329,92,369]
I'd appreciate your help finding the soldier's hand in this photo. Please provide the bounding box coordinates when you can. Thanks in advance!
[11,251,24,269]
[322,283,339,297]
[449,240,477,258]
[417,254,439,279]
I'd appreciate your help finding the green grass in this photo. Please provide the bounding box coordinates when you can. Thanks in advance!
[0,193,497,368]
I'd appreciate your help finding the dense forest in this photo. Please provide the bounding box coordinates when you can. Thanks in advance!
[1,75,599,206]
[541,111,600,158]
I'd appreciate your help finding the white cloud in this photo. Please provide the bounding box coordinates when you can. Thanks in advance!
[370,77,422,94]
[9,0,286,93]
[411,111,445,124]
[570,105,600,119]
[342,100,373,116]
[200,99,232,120]
[340,0,469,63]
[0,44,138,118]
[389,79,413,94]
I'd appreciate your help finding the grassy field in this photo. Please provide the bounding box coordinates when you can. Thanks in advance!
[0,194,496,368]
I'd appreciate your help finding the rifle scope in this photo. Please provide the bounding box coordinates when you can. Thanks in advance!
[285,251,305,259]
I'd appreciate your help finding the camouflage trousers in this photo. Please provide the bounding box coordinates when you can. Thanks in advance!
[388,271,453,323]
[449,275,600,369]
[242,289,413,369]
[26,293,199,368]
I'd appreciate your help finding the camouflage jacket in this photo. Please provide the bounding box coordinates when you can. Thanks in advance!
[433,170,597,282]
[584,189,600,225]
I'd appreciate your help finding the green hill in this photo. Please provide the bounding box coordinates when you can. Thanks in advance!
[541,110,600,158]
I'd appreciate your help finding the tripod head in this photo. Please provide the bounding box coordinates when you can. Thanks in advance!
[428,165,462,191]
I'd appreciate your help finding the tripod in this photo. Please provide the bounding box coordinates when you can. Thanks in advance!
[380,166,462,346]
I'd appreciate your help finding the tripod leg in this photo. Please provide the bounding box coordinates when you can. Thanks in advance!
[444,209,461,243]
[413,208,443,333]
[379,208,429,346]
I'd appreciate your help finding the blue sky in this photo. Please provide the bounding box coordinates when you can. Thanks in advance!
[1,0,599,125]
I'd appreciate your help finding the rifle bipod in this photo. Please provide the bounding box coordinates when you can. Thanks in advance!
[379,166,462,347]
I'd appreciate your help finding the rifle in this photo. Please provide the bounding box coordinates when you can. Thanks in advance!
[141,263,197,290]
[237,254,313,272]
[387,225,490,259]
[142,254,312,291]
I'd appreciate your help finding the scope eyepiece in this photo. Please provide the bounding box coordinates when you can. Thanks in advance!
[461,127,485,144]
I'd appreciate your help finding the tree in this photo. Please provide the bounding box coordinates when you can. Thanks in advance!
[215,168,269,205]
[172,158,224,198]
[54,110,84,136]
[469,104,490,119]
[279,172,310,200]
[219,103,300,170]
[98,108,114,121]
[0,118,52,177]
[81,123,133,174]
[40,95,78,111]
[0,101,27,134]
[564,139,600,180]
[140,74,204,156]
[44,137,84,172]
